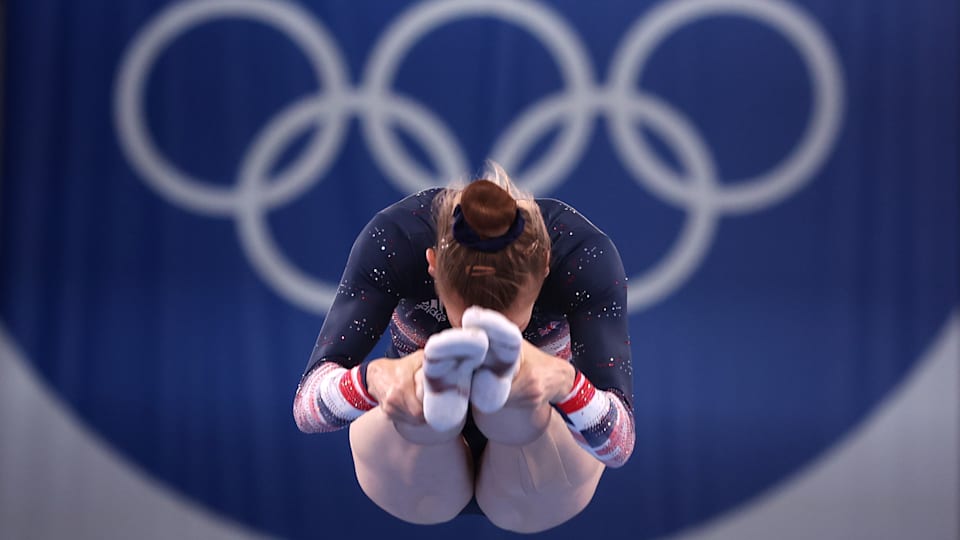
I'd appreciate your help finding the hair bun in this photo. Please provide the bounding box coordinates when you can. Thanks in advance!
[459,180,518,238]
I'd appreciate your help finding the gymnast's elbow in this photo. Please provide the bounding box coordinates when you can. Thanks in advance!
[292,389,325,434]
[600,432,636,469]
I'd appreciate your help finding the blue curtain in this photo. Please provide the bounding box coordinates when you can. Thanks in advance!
[1,1,957,539]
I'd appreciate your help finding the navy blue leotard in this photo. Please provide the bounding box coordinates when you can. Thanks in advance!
[294,189,635,476]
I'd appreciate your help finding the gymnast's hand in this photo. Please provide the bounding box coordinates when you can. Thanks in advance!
[365,352,426,426]
[503,340,577,409]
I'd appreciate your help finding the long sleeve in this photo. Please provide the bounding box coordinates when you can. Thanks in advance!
[553,370,635,468]
[535,199,636,466]
[294,189,440,433]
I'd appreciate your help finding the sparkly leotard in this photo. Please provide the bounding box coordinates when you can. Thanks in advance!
[294,189,635,468]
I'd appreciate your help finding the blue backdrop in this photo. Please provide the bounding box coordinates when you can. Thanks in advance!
[1,1,957,539]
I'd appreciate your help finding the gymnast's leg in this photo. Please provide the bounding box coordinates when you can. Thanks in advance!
[473,394,605,533]
[477,396,605,533]
[349,407,474,524]
[349,330,489,524]
[459,306,604,532]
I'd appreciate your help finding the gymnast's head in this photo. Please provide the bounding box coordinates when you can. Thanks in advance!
[426,162,551,330]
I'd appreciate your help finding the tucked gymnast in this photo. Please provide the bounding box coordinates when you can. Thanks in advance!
[293,162,634,533]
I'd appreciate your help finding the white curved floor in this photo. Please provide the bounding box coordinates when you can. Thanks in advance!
[671,311,959,540]
[1,314,957,540]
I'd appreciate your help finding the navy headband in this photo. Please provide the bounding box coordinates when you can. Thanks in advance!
[452,204,526,253]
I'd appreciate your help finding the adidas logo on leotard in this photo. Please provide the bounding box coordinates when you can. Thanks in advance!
[415,299,447,323]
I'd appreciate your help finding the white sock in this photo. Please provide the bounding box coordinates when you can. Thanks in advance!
[422,327,488,431]
[462,306,522,413]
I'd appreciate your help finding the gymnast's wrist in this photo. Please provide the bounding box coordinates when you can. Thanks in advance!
[363,358,386,403]
[549,359,578,404]
[356,361,378,405]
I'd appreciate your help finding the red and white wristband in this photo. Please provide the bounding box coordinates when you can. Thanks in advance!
[553,369,607,428]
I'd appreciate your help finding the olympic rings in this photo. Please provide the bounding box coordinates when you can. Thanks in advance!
[114,0,845,314]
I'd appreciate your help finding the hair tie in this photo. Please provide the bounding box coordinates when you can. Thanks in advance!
[465,265,496,277]
[452,205,525,253]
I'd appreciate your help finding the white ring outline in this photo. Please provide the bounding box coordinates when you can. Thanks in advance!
[114,0,351,216]
[614,94,720,312]
[607,0,845,214]
[361,0,595,194]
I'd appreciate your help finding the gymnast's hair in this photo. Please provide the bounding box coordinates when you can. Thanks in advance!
[433,161,550,311]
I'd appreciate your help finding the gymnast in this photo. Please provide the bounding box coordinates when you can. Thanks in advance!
[294,162,634,533]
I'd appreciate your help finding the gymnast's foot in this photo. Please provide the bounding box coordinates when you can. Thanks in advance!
[462,306,522,413]
[421,327,488,431]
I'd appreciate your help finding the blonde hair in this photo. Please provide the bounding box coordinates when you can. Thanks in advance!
[433,162,550,311]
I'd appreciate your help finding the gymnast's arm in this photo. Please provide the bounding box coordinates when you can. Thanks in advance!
[293,212,410,433]
[548,234,636,468]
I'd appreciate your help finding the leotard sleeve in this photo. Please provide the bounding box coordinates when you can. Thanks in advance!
[293,193,434,433]
[541,208,635,467]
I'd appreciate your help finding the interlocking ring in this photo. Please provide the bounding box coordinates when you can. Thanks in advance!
[114,0,845,314]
